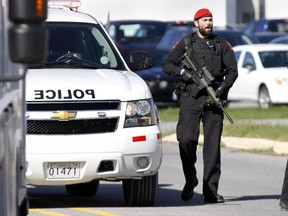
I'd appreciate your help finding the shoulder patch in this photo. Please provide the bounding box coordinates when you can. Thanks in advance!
[226,41,233,51]
[172,40,181,49]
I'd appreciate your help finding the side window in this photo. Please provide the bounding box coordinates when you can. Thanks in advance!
[242,52,255,68]
[91,28,117,67]
[260,51,288,68]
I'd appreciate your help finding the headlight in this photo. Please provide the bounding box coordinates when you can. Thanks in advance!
[124,99,158,128]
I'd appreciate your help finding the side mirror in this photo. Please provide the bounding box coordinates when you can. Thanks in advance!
[9,0,48,64]
[127,51,155,71]
[9,25,48,64]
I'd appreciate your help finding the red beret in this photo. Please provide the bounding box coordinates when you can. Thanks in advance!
[194,8,213,20]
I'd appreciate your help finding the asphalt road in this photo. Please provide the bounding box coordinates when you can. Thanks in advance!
[27,142,288,216]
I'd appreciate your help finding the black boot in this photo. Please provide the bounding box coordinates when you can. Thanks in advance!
[181,180,198,201]
[204,194,224,203]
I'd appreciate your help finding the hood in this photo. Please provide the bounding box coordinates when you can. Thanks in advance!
[26,68,151,101]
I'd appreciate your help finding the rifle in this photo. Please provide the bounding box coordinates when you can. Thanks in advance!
[180,52,234,124]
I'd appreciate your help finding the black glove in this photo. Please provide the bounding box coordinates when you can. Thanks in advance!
[215,86,224,98]
[181,70,193,82]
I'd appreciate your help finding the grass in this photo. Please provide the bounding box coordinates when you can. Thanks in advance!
[222,124,288,142]
[158,106,288,142]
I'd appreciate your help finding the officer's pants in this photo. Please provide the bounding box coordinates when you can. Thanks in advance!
[176,94,224,196]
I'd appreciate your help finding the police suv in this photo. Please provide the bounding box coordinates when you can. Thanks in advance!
[25,1,162,206]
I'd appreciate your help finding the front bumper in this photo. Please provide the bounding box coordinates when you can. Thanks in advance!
[26,125,162,185]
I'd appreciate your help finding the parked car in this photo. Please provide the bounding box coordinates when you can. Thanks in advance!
[137,27,257,106]
[243,18,288,34]
[269,35,288,44]
[157,27,258,51]
[243,18,288,43]
[216,29,259,45]
[253,32,287,43]
[228,44,288,108]
[136,49,181,106]
[106,20,173,61]
[136,26,192,106]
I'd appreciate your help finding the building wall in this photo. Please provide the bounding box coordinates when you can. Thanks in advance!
[265,0,288,19]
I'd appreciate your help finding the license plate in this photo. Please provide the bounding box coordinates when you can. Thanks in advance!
[46,162,80,179]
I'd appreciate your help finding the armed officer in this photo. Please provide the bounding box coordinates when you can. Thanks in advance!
[162,8,238,203]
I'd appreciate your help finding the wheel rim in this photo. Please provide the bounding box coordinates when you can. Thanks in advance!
[258,88,271,109]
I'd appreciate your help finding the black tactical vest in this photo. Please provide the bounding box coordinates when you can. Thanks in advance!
[183,33,227,79]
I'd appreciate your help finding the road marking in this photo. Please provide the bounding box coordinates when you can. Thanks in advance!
[30,208,120,216]
[70,207,120,216]
[29,209,69,216]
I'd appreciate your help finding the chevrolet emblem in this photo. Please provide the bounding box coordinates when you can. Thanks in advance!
[51,110,77,121]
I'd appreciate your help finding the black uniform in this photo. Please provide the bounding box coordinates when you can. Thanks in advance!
[162,32,238,200]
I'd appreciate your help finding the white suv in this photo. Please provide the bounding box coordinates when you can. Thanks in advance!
[25,4,162,206]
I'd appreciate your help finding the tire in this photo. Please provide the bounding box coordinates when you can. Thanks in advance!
[122,173,158,207]
[65,180,99,197]
[258,86,272,109]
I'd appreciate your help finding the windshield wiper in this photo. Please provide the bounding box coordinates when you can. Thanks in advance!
[29,56,104,69]
[55,56,103,69]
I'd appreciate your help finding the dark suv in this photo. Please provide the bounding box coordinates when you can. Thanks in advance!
[244,18,288,34]
[243,19,288,43]
[106,20,171,61]
[106,20,195,62]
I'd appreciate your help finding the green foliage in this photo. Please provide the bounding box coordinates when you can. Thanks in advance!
[223,123,288,142]
[226,106,288,119]
[159,106,288,121]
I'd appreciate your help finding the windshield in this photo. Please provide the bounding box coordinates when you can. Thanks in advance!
[259,51,288,68]
[156,28,194,51]
[109,22,168,43]
[30,22,126,70]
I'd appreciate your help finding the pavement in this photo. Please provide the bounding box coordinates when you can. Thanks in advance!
[160,121,288,155]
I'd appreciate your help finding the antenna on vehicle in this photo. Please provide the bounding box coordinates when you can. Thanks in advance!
[105,11,110,31]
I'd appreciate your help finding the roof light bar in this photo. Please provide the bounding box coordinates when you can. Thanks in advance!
[48,0,81,8]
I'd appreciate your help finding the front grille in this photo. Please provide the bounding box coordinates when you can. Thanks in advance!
[27,118,119,135]
[26,100,121,135]
[26,100,121,111]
